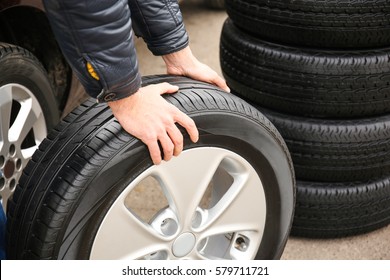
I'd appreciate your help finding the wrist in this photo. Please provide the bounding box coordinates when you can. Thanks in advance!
[162,46,195,68]
[108,89,140,112]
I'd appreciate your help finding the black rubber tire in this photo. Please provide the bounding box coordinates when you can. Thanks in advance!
[6,75,295,260]
[220,19,390,118]
[292,177,390,238]
[225,0,390,49]
[0,43,59,132]
[257,106,390,183]
[0,43,60,210]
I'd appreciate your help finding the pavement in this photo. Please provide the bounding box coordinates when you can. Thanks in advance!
[134,0,390,260]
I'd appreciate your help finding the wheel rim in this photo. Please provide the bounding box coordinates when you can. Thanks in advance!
[0,84,47,209]
[90,147,266,260]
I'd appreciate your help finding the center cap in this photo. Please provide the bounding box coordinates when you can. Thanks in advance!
[172,232,196,258]
[4,160,15,179]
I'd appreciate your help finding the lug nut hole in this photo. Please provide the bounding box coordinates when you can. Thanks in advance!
[160,218,178,236]
[9,144,16,157]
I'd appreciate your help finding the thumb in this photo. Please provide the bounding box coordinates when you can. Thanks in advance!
[157,82,179,95]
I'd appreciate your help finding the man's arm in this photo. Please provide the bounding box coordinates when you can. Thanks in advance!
[43,0,141,102]
[129,0,189,55]
[43,0,227,165]
[129,0,229,91]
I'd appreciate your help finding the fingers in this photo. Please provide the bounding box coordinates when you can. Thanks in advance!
[152,83,198,162]
[173,108,199,143]
[147,140,164,165]
[146,124,192,165]
[166,124,184,157]
[110,82,198,165]
[204,69,230,93]
[145,112,198,165]
[144,131,176,165]
[212,75,231,93]
[153,115,197,165]
[156,82,179,95]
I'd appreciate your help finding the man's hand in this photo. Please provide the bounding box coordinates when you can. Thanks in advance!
[108,82,199,165]
[108,46,227,165]
[163,46,230,93]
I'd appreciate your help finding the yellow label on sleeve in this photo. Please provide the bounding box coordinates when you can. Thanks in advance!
[86,62,100,80]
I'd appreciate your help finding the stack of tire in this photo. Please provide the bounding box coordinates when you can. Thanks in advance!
[220,0,390,238]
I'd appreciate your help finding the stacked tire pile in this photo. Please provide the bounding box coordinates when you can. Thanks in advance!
[220,0,390,238]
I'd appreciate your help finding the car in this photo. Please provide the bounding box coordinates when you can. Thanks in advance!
[0,0,85,211]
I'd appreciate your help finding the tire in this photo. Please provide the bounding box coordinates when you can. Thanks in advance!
[292,177,390,238]
[204,0,225,9]
[0,43,60,211]
[6,75,295,260]
[258,107,390,183]
[225,0,390,49]
[220,19,390,118]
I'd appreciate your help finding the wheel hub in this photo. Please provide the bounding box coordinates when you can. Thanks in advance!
[172,232,196,258]
[4,159,15,179]
[149,207,198,258]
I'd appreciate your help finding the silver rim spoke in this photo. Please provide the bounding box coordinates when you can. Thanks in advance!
[9,97,39,143]
[90,198,170,260]
[197,167,266,236]
[20,146,38,161]
[91,147,266,260]
[153,148,226,229]
[0,85,13,151]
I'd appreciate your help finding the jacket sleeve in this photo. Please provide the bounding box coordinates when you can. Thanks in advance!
[43,0,141,102]
[129,0,189,56]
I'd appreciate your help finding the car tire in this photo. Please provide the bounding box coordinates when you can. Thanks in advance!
[0,43,60,211]
[258,106,390,237]
[222,2,390,239]
[220,19,390,119]
[6,75,295,260]
[225,0,390,49]
[292,177,390,238]
[259,107,390,183]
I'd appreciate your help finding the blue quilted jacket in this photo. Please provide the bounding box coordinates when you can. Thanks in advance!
[43,0,189,102]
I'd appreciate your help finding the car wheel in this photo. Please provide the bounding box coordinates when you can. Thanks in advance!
[6,75,295,260]
[259,107,390,182]
[0,43,60,211]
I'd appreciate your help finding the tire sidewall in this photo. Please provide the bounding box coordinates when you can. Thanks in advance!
[0,48,60,130]
[58,111,295,260]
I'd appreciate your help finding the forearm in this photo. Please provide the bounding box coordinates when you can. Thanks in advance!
[43,0,141,102]
[129,0,189,55]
